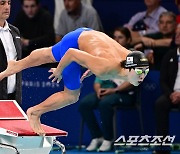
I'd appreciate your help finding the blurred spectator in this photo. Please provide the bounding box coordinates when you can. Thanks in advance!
[112,27,132,48]
[78,27,136,152]
[14,0,55,58]
[175,0,180,23]
[55,0,103,42]
[125,0,167,42]
[0,0,22,103]
[154,24,180,154]
[135,12,177,70]
[54,0,93,33]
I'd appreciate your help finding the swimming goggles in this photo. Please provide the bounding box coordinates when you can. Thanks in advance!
[134,68,149,75]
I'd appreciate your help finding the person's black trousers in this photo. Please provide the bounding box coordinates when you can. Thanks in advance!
[79,92,134,140]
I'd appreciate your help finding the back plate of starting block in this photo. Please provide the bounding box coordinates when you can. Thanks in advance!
[0,100,27,120]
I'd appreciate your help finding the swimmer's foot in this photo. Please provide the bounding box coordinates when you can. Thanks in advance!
[27,107,45,136]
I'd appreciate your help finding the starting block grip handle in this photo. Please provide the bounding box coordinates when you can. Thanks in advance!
[53,139,66,154]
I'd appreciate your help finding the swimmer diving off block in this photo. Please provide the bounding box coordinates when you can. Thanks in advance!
[0,27,149,136]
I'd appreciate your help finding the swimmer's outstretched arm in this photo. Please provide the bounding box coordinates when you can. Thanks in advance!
[49,48,109,82]
[0,47,55,81]
[60,48,109,71]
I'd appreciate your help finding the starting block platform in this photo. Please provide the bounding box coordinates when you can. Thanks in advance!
[0,100,68,154]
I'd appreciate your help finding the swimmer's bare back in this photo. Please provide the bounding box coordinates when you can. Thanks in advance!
[78,30,130,61]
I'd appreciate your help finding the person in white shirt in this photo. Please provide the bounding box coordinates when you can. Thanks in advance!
[0,0,22,103]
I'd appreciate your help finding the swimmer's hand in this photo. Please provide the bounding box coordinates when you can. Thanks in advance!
[80,69,93,82]
[48,68,62,83]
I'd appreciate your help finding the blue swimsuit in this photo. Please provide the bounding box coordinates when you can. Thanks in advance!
[52,27,92,90]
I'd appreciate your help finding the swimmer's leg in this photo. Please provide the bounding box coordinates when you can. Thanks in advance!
[0,47,55,81]
[27,87,80,136]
